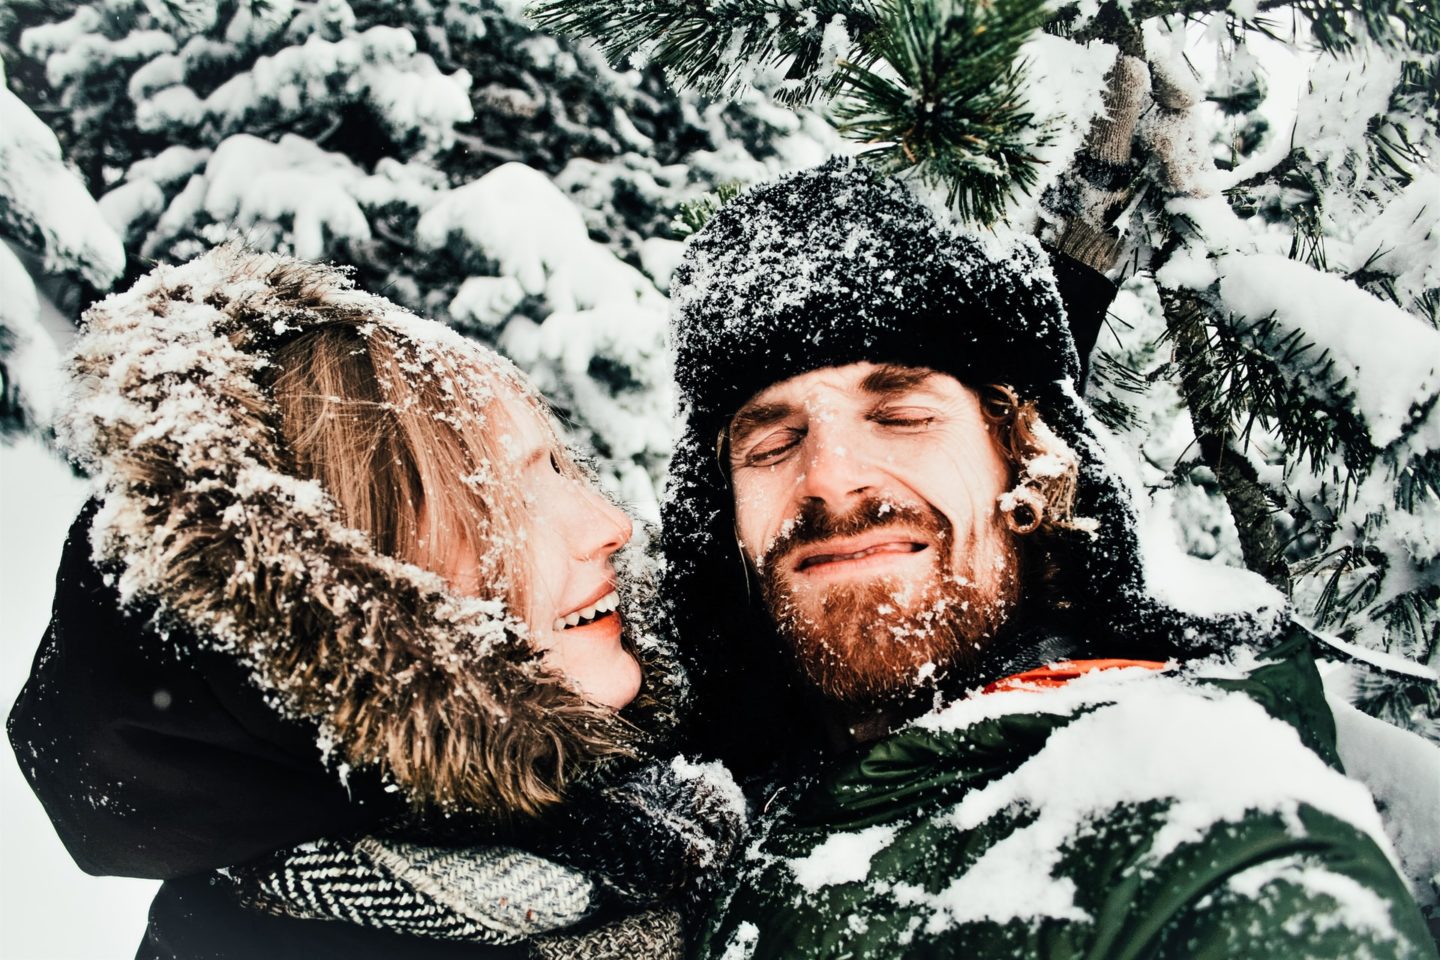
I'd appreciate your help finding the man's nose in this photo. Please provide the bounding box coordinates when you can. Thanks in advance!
[796,428,884,508]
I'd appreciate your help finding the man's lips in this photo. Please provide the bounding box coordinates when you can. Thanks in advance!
[793,535,930,573]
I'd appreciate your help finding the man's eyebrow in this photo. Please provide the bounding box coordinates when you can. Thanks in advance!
[860,364,939,397]
[728,401,796,446]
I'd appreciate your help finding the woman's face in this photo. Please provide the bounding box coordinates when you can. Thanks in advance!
[438,394,641,710]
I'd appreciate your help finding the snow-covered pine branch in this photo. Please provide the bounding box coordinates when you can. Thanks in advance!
[0,55,123,288]
[3,0,830,512]
[0,53,122,432]
[1130,18,1440,732]
[528,0,881,105]
[415,162,675,518]
[534,0,1055,223]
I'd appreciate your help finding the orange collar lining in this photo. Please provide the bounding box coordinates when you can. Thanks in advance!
[982,658,1169,695]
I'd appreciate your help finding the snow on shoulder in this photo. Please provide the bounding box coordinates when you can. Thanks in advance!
[1325,685,1440,915]
[788,824,898,894]
[909,665,1398,932]
[1136,489,1286,617]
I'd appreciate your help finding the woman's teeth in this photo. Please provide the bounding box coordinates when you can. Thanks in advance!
[553,590,620,631]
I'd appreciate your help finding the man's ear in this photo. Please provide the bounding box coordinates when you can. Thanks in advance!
[714,426,732,489]
[732,520,756,603]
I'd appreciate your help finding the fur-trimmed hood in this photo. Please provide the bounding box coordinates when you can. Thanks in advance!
[59,245,662,820]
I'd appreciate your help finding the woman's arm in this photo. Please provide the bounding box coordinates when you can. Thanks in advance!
[7,504,405,880]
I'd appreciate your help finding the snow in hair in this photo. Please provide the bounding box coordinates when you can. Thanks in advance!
[60,244,633,818]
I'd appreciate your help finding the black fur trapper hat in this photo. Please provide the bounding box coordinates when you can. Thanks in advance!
[661,157,1285,774]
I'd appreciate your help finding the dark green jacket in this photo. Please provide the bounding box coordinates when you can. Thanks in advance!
[696,630,1436,959]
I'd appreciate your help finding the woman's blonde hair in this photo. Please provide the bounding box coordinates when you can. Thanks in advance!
[271,320,571,621]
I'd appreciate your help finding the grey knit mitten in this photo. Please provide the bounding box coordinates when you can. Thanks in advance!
[529,906,684,960]
[1138,55,1213,198]
[527,756,747,925]
[1041,54,1151,274]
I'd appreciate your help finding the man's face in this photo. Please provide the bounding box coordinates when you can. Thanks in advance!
[728,363,1021,704]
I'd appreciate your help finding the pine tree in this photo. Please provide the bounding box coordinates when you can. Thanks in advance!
[3,0,820,516]
[532,0,1440,734]
[0,50,124,433]
[9,0,1437,733]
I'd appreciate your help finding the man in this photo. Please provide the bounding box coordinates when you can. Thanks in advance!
[662,158,1436,958]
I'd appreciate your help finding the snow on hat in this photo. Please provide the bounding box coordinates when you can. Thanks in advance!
[671,156,1083,427]
[661,158,1285,773]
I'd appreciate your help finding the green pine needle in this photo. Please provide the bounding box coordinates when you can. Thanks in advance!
[671,181,746,237]
[527,0,884,104]
[1088,352,1147,433]
[1161,290,1376,479]
[1292,0,1440,53]
[531,0,1053,222]
[830,0,1052,223]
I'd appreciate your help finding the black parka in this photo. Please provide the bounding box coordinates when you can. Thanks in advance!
[10,503,524,959]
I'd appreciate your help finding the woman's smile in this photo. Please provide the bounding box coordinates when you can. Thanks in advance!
[552,587,621,631]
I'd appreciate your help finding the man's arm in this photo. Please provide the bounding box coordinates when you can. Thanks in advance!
[1148,806,1437,959]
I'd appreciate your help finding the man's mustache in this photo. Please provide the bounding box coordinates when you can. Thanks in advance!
[761,497,950,571]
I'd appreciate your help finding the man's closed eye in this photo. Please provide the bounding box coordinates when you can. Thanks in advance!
[742,427,807,466]
[869,406,939,429]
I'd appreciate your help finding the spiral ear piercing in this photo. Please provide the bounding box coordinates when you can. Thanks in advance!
[999,485,1046,535]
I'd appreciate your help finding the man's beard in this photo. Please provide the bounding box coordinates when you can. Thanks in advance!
[758,497,1021,707]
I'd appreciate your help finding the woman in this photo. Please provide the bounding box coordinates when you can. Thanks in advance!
[7,246,736,959]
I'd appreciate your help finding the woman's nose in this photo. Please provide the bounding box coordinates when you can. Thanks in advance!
[572,486,633,562]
